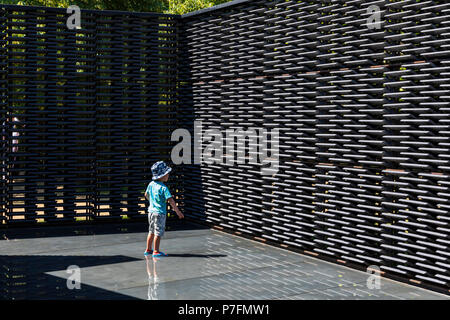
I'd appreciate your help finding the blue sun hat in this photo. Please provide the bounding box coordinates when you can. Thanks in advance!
[151,161,172,180]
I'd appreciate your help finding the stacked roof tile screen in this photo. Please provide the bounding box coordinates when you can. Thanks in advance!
[0,5,180,224]
[179,0,450,292]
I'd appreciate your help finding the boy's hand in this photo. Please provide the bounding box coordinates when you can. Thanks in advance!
[168,197,184,219]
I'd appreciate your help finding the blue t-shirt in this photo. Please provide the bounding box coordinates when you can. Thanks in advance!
[146,181,172,215]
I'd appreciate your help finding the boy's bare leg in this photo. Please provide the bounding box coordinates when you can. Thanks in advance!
[146,233,154,252]
[153,236,161,253]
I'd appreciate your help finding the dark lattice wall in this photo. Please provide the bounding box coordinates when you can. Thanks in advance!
[179,0,450,293]
[0,5,180,224]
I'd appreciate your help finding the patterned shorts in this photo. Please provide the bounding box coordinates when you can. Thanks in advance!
[148,212,166,237]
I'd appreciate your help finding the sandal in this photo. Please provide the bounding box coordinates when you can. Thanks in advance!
[152,251,168,257]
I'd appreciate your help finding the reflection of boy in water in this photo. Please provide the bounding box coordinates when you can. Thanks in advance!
[145,255,160,300]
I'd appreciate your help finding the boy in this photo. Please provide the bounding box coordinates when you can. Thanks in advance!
[144,161,184,257]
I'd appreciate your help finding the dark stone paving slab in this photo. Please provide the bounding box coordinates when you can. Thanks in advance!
[1,220,448,300]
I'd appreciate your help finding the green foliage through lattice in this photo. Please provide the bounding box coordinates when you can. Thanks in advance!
[0,0,233,14]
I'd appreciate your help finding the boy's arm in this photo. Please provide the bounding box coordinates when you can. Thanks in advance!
[168,197,184,219]
[144,183,150,200]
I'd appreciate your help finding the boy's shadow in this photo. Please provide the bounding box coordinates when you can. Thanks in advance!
[166,253,226,258]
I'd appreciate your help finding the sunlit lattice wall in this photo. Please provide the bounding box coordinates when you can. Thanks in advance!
[179,0,450,293]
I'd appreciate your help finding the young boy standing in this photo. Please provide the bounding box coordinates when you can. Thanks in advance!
[144,161,184,257]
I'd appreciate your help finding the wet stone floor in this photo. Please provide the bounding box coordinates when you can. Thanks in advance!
[1,220,448,300]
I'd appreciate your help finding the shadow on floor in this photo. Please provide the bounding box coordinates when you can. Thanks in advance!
[0,254,141,300]
[0,219,209,241]
[164,253,226,258]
